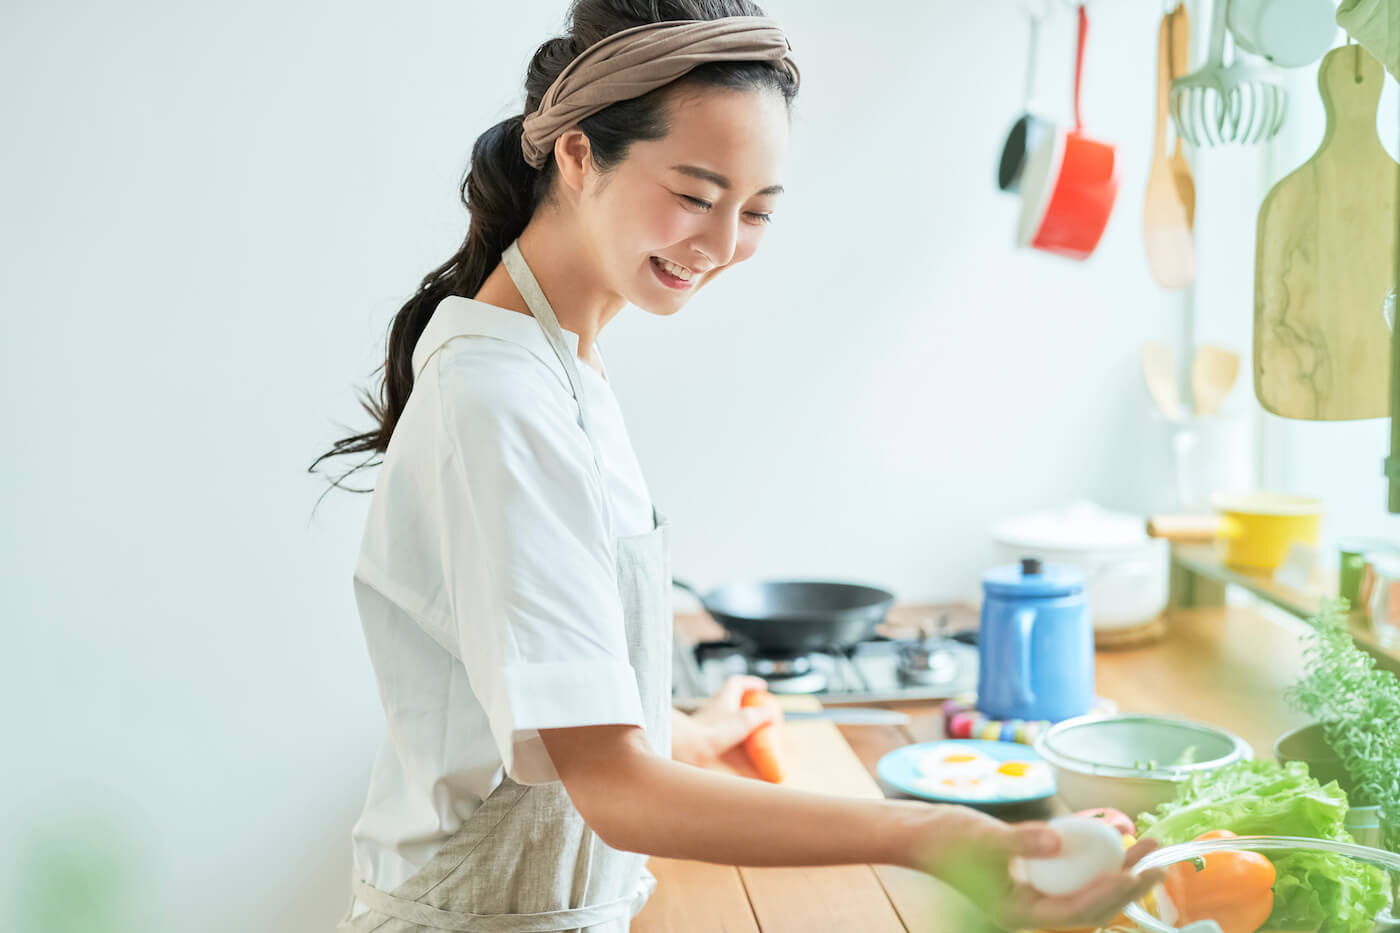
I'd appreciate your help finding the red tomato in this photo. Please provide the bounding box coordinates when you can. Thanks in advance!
[1073,807,1136,837]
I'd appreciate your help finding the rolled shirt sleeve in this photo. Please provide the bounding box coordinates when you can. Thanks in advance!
[435,344,644,784]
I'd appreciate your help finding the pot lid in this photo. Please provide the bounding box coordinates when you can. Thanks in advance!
[983,557,1085,598]
[991,501,1148,551]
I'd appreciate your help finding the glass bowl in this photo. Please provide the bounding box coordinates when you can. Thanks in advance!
[1123,835,1400,933]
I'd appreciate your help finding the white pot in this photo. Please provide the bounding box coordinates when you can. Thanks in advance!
[992,502,1169,630]
[1229,0,1338,68]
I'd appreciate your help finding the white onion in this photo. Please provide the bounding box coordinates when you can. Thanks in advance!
[1018,816,1124,896]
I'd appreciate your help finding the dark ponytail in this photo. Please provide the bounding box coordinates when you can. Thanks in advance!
[306,112,548,497]
[308,0,797,500]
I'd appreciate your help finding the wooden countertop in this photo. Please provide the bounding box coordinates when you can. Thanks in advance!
[632,605,1312,932]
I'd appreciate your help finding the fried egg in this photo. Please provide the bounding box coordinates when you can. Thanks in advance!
[912,772,1001,801]
[991,759,1054,797]
[911,745,1003,800]
[916,745,995,781]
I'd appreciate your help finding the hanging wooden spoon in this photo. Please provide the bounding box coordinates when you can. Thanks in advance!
[1191,344,1241,415]
[1167,5,1196,229]
[1144,3,1196,290]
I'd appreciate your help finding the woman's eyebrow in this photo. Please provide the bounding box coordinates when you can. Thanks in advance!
[670,164,784,196]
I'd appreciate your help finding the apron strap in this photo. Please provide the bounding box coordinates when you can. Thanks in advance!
[501,239,615,541]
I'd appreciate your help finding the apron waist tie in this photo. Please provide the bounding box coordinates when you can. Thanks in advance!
[351,879,640,933]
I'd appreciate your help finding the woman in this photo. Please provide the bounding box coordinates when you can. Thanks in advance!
[311,1,1163,930]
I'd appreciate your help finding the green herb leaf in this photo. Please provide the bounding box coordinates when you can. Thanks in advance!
[1287,597,1400,846]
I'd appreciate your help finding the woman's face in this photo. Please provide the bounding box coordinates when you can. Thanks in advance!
[582,87,790,315]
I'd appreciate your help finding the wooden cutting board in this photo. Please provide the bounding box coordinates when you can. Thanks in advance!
[765,695,890,799]
[735,696,992,933]
[1254,44,1398,421]
[635,696,994,933]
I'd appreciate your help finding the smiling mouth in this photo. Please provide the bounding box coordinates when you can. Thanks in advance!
[651,256,697,278]
[650,256,697,290]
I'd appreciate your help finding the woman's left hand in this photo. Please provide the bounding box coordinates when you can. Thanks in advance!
[672,675,782,779]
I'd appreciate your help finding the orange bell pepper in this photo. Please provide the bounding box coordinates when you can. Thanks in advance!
[739,688,786,783]
[1163,830,1275,933]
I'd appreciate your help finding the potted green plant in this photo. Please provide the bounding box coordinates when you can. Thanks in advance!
[1284,598,1400,850]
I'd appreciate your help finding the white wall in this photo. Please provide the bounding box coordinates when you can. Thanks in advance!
[2,1,1258,930]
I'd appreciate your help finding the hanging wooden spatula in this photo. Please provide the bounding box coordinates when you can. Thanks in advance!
[1255,45,1397,420]
[1143,342,1184,420]
[1167,5,1196,230]
[1144,4,1195,290]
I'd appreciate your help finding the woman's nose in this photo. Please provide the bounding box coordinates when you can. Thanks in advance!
[693,215,739,270]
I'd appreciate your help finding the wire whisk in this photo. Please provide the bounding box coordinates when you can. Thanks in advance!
[1170,0,1288,146]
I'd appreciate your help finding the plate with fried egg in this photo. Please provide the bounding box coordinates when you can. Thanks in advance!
[876,740,1057,806]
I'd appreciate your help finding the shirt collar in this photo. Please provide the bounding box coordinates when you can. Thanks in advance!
[411,296,584,386]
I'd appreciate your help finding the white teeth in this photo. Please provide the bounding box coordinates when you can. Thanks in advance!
[653,257,693,281]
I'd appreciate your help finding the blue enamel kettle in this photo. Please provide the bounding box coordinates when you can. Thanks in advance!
[977,557,1094,723]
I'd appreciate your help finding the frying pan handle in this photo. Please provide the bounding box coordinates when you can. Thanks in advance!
[671,579,702,600]
[1146,515,1223,541]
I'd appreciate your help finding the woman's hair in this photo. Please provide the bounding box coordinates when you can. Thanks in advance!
[309,0,798,497]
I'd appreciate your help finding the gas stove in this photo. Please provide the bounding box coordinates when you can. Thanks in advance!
[671,607,980,705]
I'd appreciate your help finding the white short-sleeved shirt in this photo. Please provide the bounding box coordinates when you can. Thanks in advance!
[349,296,656,897]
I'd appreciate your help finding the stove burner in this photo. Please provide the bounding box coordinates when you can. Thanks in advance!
[756,668,830,694]
[750,655,813,678]
[896,639,959,686]
[681,629,978,703]
[748,654,829,694]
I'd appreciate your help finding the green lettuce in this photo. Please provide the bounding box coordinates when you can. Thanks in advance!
[1269,850,1390,933]
[1135,759,1391,933]
[1137,759,1350,843]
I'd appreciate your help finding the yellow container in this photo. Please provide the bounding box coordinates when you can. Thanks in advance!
[1212,493,1324,571]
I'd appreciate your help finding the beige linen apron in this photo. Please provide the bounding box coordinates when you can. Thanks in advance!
[340,239,673,933]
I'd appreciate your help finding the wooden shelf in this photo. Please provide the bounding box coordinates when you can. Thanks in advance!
[1168,543,1400,671]
[1171,543,1329,617]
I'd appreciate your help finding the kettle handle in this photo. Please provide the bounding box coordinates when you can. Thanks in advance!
[1015,607,1038,709]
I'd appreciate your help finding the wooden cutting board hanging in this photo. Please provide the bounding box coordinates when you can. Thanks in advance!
[1255,44,1398,420]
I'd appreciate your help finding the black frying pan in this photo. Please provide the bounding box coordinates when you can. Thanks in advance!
[997,12,1052,193]
[673,579,895,655]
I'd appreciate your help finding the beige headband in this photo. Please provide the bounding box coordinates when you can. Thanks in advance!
[520,16,800,170]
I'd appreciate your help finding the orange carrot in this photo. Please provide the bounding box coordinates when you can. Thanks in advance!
[740,688,786,783]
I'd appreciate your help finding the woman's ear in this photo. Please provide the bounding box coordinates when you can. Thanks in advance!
[552,128,594,198]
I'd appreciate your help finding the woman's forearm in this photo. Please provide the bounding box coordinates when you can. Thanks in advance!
[668,707,701,763]
[610,748,937,867]
[540,723,937,870]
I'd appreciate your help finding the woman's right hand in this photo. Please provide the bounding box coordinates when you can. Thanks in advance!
[910,804,1166,931]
